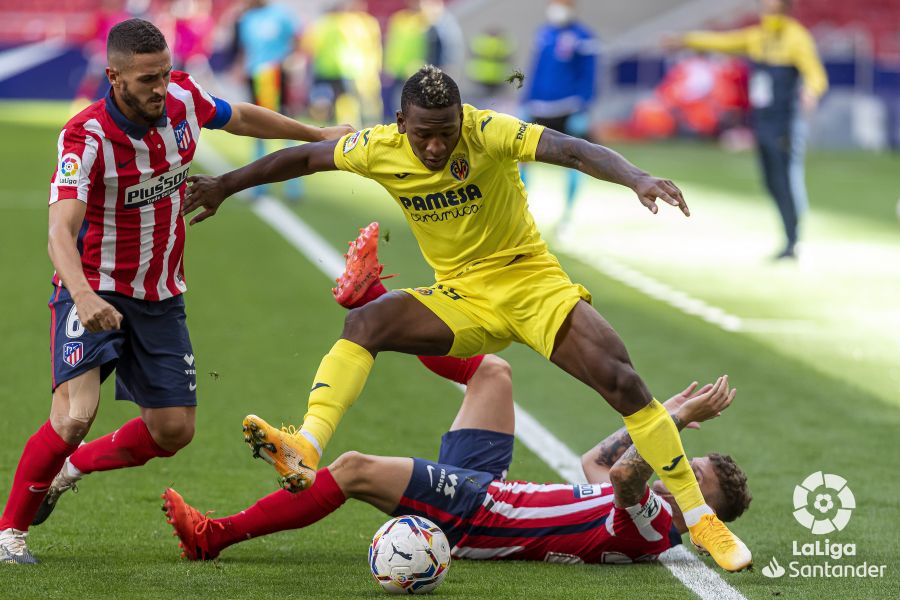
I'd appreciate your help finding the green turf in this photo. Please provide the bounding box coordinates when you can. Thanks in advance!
[1,103,898,598]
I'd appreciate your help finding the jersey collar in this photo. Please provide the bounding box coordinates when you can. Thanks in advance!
[105,87,168,139]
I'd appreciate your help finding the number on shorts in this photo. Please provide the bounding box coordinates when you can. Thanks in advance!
[66,305,84,338]
[437,285,464,301]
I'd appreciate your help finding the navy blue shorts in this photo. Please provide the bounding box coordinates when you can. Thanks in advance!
[393,429,514,546]
[49,285,197,408]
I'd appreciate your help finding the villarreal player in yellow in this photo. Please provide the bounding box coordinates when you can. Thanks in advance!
[184,65,751,572]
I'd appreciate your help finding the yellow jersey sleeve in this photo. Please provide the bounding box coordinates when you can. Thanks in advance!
[475,109,545,163]
[683,27,755,55]
[791,26,829,97]
[333,128,373,177]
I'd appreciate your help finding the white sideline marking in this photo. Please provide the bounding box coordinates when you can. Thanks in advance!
[0,39,66,82]
[562,245,745,333]
[661,545,748,599]
[195,145,747,600]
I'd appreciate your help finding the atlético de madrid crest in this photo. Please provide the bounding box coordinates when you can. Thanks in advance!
[63,342,84,367]
[449,155,470,181]
[174,120,193,151]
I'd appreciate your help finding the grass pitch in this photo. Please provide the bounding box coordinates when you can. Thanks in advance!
[0,102,897,598]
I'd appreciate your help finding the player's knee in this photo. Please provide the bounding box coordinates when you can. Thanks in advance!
[330,451,373,494]
[341,306,384,350]
[604,360,649,414]
[148,420,195,452]
[49,413,91,445]
[477,355,512,383]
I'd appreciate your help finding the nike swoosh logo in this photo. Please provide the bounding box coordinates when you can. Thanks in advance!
[310,382,331,392]
[662,455,685,472]
[480,116,493,131]
[117,157,135,169]
[188,382,197,391]
[394,173,410,179]
[28,485,49,493]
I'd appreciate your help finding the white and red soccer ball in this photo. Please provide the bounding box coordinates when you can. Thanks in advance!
[369,515,451,594]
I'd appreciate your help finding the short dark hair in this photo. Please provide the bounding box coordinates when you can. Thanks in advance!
[708,453,752,522]
[400,65,461,113]
[107,18,168,59]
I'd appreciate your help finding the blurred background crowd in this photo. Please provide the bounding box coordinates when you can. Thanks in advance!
[0,0,897,253]
[0,0,896,150]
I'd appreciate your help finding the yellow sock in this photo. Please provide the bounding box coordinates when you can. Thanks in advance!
[300,339,374,454]
[623,399,706,514]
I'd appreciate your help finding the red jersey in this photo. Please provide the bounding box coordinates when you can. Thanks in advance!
[48,71,231,301]
[453,481,680,564]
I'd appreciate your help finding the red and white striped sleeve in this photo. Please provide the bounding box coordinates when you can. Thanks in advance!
[171,70,232,129]
[607,487,674,543]
[48,125,101,205]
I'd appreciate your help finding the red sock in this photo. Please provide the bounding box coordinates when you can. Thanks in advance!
[417,355,485,385]
[69,418,175,475]
[209,467,346,553]
[0,421,78,531]
[345,280,485,386]
[347,280,388,309]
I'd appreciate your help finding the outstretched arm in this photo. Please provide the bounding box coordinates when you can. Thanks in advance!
[221,102,353,142]
[534,127,689,216]
[182,139,340,224]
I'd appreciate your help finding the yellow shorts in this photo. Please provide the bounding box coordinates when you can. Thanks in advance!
[402,252,592,359]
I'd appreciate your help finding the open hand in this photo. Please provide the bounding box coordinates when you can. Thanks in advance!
[663,381,713,429]
[183,175,227,225]
[675,375,736,426]
[632,174,690,217]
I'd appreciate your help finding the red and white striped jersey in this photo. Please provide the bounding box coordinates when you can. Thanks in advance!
[48,71,232,301]
[453,481,680,564]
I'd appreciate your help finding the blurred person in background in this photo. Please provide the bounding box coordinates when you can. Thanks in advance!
[172,0,216,86]
[666,0,828,260]
[304,1,381,126]
[235,0,303,201]
[339,0,383,125]
[422,0,464,75]
[523,0,599,239]
[382,0,429,120]
[466,28,515,106]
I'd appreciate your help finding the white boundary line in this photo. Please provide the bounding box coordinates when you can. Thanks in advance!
[195,144,748,600]
[0,39,66,82]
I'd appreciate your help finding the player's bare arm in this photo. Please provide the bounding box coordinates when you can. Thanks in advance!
[48,199,122,332]
[534,127,690,216]
[182,138,340,224]
[606,376,736,506]
[221,101,354,142]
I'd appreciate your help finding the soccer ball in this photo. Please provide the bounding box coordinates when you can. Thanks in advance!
[368,515,451,594]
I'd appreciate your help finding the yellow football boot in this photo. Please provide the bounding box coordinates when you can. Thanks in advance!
[689,513,752,572]
[242,415,319,492]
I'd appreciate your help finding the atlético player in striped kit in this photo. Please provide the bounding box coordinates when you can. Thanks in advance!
[162,229,752,565]
[0,18,352,564]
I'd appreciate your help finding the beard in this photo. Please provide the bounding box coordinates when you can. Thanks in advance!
[120,81,165,124]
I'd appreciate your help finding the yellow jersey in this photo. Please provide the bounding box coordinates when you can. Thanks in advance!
[684,15,828,99]
[333,105,547,281]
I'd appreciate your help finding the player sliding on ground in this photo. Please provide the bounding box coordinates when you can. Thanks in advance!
[184,65,752,571]
[162,254,751,565]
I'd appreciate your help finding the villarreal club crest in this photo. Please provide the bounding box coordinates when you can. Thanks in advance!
[449,155,470,182]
